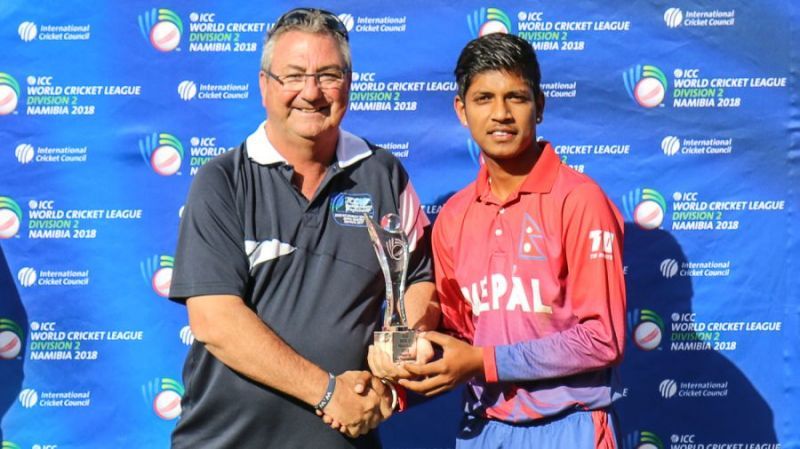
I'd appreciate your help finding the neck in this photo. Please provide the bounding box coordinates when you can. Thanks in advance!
[484,142,543,202]
[265,122,339,167]
[264,122,339,199]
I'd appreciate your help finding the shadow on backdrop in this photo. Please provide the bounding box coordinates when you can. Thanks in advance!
[380,189,460,449]
[617,224,776,446]
[0,244,28,442]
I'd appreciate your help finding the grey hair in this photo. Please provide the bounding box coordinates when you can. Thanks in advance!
[260,11,351,71]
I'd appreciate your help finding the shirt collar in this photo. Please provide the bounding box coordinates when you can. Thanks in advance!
[245,121,372,168]
[474,141,561,201]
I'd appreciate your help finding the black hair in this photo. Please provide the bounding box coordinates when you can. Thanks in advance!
[455,33,542,99]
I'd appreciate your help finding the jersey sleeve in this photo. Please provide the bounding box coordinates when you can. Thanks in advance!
[397,171,433,286]
[169,159,250,302]
[492,183,626,382]
[431,208,475,342]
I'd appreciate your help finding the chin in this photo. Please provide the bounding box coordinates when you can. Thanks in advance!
[481,144,522,158]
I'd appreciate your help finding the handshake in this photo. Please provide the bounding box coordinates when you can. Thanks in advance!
[314,331,483,438]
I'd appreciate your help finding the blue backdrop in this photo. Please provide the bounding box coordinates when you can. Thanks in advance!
[1,1,797,448]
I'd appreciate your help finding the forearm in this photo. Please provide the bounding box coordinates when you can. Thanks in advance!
[404,281,439,331]
[188,295,328,406]
[488,320,622,383]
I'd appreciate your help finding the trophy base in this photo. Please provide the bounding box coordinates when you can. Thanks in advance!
[374,328,417,363]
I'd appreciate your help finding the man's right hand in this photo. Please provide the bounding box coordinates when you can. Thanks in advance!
[319,371,387,438]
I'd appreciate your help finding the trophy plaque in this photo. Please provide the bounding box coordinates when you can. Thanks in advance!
[364,213,417,363]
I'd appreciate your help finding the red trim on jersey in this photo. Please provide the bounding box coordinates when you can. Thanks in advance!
[483,346,499,383]
[396,384,408,412]
[592,409,617,449]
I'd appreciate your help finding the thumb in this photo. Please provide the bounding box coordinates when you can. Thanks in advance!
[353,371,372,395]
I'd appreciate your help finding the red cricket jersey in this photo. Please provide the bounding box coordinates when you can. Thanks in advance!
[432,142,626,422]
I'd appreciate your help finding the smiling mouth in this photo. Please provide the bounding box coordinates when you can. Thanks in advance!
[292,100,331,114]
[489,129,516,140]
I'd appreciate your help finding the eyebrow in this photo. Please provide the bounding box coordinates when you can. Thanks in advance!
[505,89,532,97]
[282,64,345,72]
[470,89,531,97]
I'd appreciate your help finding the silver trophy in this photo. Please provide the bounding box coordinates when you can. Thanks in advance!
[364,212,417,363]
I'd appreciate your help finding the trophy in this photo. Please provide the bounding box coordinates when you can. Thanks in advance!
[364,212,417,363]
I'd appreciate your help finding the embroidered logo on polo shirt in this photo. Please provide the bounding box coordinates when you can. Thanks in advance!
[518,213,546,260]
[331,193,374,227]
[245,239,296,271]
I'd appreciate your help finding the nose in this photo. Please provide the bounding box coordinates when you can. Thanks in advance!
[490,98,512,122]
[299,74,324,102]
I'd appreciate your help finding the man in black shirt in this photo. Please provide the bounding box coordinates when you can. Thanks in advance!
[169,8,435,449]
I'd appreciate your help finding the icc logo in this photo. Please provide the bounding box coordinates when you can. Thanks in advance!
[623,65,668,108]
[661,136,680,156]
[628,309,664,351]
[17,267,37,287]
[18,22,38,42]
[177,81,197,101]
[179,325,195,346]
[624,430,665,449]
[0,318,25,360]
[140,255,174,298]
[659,379,678,398]
[18,388,38,408]
[139,132,184,176]
[660,259,679,278]
[621,188,667,230]
[467,7,512,37]
[0,197,23,239]
[138,8,183,52]
[337,14,355,32]
[664,8,684,28]
[0,73,21,115]
[16,143,35,164]
[143,377,184,420]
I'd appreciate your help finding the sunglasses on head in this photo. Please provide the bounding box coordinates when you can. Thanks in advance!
[272,8,349,41]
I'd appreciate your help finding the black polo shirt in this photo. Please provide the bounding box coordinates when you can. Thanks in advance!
[169,122,432,449]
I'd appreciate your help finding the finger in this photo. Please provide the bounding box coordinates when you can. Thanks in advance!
[398,374,448,394]
[418,330,452,347]
[404,359,446,377]
[367,346,380,376]
[371,347,414,380]
[346,425,361,438]
[416,338,435,364]
[389,364,413,379]
[369,413,381,430]
[374,347,397,377]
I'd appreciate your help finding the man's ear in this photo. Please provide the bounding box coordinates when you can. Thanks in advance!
[258,70,269,108]
[454,95,468,127]
[535,90,546,121]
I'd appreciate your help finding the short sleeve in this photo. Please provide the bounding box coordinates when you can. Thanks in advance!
[169,159,250,302]
[396,169,433,287]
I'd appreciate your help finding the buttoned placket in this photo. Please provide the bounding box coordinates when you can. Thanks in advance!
[480,194,519,257]
[278,163,346,229]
